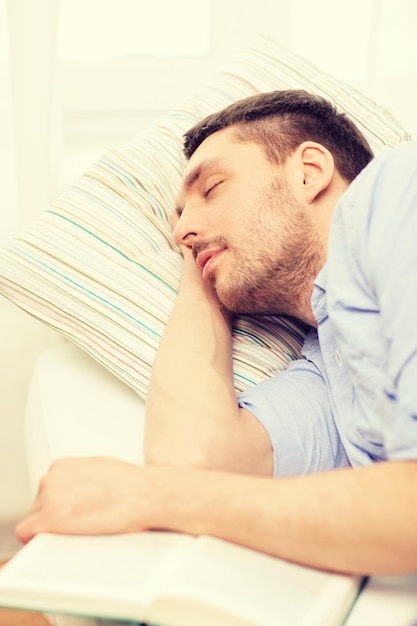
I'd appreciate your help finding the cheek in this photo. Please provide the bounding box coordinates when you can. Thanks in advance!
[214,185,279,245]
[220,190,258,228]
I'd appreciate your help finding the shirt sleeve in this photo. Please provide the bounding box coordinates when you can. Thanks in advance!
[238,330,350,477]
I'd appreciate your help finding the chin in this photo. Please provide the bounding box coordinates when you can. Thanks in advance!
[215,277,282,315]
[218,293,264,315]
[219,289,293,317]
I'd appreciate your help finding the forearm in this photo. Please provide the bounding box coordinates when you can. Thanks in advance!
[154,460,417,575]
[145,255,240,468]
[16,457,417,575]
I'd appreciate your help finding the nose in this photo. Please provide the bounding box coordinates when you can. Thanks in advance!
[172,211,198,249]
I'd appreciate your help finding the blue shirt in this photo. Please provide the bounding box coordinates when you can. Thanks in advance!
[238,141,417,477]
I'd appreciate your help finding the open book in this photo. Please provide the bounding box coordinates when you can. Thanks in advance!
[0,531,362,626]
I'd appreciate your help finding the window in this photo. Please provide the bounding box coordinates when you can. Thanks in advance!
[56,0,293,143]
[58,0,211,60]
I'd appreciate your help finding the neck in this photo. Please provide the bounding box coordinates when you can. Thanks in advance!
[293,293,318,328]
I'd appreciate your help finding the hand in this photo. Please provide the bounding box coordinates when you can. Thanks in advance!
[170,209,227,305]
[15,457,160,543]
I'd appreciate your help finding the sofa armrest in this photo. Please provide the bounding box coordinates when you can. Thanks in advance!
[24,342,146,497]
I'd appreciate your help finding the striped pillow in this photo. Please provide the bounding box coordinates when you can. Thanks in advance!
[0,36,410,399]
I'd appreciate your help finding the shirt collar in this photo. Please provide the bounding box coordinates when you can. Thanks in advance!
[311,264,328,324]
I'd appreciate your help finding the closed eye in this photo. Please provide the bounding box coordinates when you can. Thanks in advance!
[204,180,223,198]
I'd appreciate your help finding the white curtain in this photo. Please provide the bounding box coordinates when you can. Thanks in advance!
[0,0,416,530]
[0,0,62,534]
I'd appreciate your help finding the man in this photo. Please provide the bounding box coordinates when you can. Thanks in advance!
[16,91,417,576]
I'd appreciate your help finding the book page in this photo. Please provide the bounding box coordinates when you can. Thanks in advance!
[0,532,361,626]
[0,531,193,621]
[344,573,417,626]
[149,536,361,626]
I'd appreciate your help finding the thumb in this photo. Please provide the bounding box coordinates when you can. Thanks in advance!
[15,514,42,545]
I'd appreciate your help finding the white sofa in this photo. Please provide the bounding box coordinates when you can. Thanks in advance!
[24,342,146,504]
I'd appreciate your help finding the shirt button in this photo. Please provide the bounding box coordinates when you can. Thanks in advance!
[335,350,343,367]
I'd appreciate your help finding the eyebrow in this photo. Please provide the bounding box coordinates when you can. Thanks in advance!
[184,157,226,191]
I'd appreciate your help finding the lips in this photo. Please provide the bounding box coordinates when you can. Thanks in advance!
[196,248,225,281]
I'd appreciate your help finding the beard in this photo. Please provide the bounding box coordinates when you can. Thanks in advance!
[205,178,324,319]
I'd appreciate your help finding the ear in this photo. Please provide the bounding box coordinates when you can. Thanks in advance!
[294,141,335,204]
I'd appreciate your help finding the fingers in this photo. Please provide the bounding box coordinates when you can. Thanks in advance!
[14,457,153,540]
[15,484,60,544]
[14,462,65,543]
[15,514,41,544]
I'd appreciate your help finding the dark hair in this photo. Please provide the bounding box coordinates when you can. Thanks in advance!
[183,90,374,182]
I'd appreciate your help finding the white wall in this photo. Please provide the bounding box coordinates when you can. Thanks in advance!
[0,0,416,552]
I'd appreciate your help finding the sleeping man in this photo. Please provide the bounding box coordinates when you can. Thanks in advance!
[16,90,417,576]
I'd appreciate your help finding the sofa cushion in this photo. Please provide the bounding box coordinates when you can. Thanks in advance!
[0,35,410,398]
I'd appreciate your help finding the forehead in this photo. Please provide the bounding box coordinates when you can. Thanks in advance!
[185,126,261,172]
[177,127,268,200]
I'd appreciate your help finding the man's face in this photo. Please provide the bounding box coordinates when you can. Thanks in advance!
[174,127,322,318]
